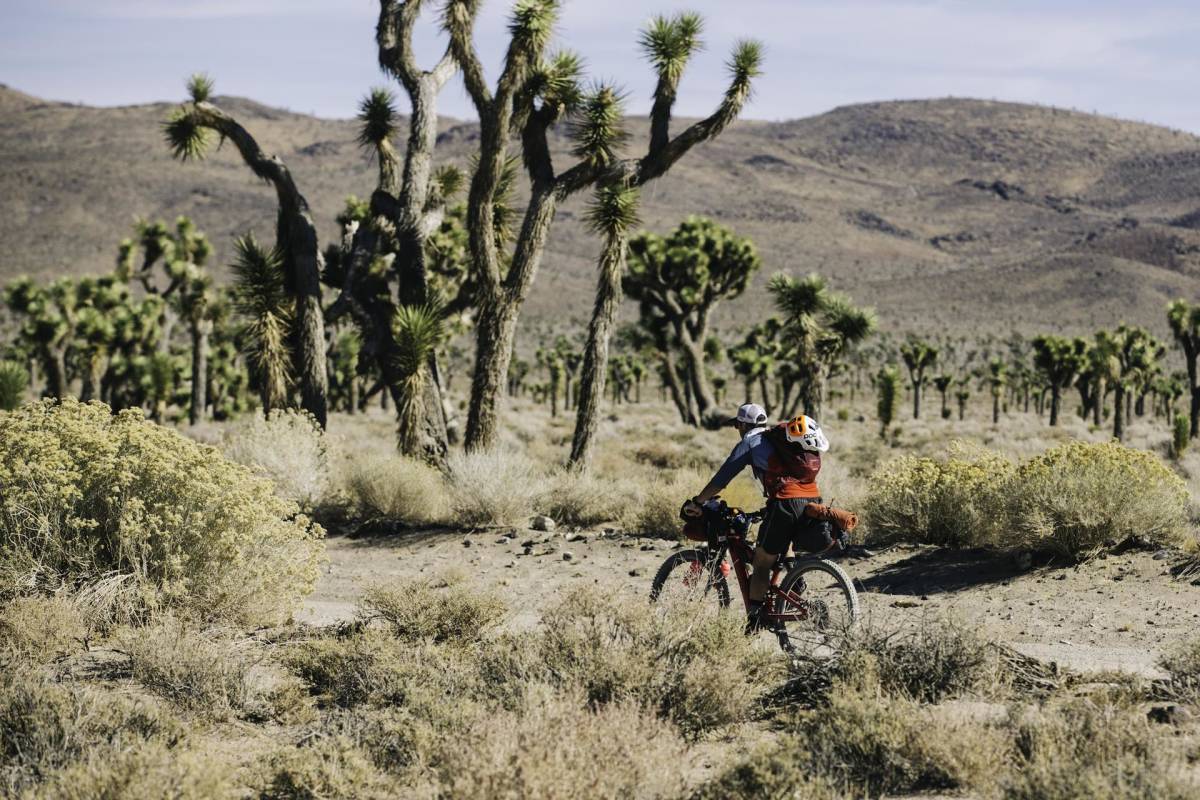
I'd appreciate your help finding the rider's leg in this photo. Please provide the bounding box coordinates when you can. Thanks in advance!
[748,544,778,604]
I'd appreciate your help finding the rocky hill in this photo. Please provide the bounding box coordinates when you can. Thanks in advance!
[2,83,1199,336]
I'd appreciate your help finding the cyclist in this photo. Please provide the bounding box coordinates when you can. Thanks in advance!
[682,403,832,632]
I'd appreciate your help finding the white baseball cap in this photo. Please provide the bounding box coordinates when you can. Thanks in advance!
[727,402,768,426]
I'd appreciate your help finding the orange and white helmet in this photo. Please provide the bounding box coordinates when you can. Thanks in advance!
[784,415,829,453]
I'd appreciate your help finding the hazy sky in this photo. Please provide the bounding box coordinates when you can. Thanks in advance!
[4,0,1200,131]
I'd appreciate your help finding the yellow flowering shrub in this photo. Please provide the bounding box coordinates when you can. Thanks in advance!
[0,400,323,624]
[1006,440,1189,558]
[864,439,1190,560]
[863,443,1014,548]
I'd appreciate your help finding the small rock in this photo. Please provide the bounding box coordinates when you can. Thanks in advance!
[496,536,512,544]
[531,515,557,532]
[1148,704,1192,726]
[565,533,587,543]
[629,568,643,577]
[462,538,472,548]
[892,599,920,608]
[1153,550,1173,561]
[562,551,574,561]
[521,539,536,548]
[640,543,658,551]
[1053,574,1067,581]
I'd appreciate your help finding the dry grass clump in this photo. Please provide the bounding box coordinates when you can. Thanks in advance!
[343,453,449,525]
[0,671,184,795]
[999,697,1195,799]
[445,450,541,528]
[1158,637,1200,701]
[29,742,233,800]
[864,439,1191,559]
[0,400,323,626]
[1004,440,1189,558]
[258,736,392,800]
[535,468,636,528]
[221,409,331,509]
[534,588,783,736]
[0,594,85,662]
[359,580,506,644]
[121,617,255,718]
[437,688,688,800]
[690,745,843,800]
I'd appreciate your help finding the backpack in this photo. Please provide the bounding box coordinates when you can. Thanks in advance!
[762,422,822,489]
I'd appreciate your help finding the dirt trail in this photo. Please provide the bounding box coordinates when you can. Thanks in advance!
[299,530,1200,677]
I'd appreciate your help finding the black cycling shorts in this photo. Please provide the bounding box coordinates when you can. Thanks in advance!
[758,497,832,556]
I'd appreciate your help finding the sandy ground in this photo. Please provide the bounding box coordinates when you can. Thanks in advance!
[297,526,1200,679]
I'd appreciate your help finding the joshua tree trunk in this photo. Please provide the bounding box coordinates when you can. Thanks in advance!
[173,102,328,427]
[1094,379,1105,426]
[570,226,629,469]
[348,376,359,415]
[992,393,1001,425]
[44,346,68,400]
[1048,386,1061,426]
[911,382,921,419]
[189,319,210,425]
[759,374,772,416]
[1113,384,1126,441]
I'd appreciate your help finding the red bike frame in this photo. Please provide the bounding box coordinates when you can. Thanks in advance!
[708,530,815,623]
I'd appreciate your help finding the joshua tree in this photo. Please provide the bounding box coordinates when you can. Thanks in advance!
[329,330,364,414]
[165,75,327,427]
[1107,325,1162,441]
[0,361,28,410]
[3,278,76,399]
[230,235,292,415]
[954,376,971,421]
[933,373,953,419]
[1031,335,1087,427]
[985,358,1007,424]
[899,340,938,419]
[876,365,900,439]
[391,304,446,455]
[625,218,761,425]
[569,180,639,468]
[447,2,763,451]
[1167,299,1200,438]
[768,273,876,419]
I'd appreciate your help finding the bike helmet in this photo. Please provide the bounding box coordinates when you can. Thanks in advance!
[784,414,829,453]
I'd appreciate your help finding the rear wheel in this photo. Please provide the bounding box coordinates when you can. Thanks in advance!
[649,549,731,608]
[770,558,859,653]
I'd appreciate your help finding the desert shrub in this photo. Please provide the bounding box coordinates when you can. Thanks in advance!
[0,671,183,795]
[863,443,1014,547]
[1159,637,1200,701]
[259,736,392,800]
[286,632,495,710]
[436,687,687,800]
[534,588,782,736]
[1172,413,1190,458]
[360,580,505,644]
[221,409,331,509]
[0,361,27,411]
[795,667,1003,796]
[122,617,254,718]
[690,745,842,800]
[536,469,636,528]
[445,450,540,528]
[0,400,323,625]
[1005,441,1189,558]
[999,698,1194,800]
[620,468,704,538]
[344,453,448,525]
[29,742,233,800]
[783,617,997,706]
[630,440,714,471]
[0,594,85,662]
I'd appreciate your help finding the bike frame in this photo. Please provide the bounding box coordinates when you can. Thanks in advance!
[707,533,814,623]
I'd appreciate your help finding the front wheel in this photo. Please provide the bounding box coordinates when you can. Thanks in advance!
[770,558,860,652]
[649,549,731,608]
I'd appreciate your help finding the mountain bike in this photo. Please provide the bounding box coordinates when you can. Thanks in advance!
[649,500,861,653]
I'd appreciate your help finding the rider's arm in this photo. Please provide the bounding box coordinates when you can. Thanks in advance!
[694,441,752,503]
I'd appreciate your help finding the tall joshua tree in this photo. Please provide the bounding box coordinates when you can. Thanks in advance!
[446,1,763,450]
[391,303,446,455]
[230,235,292,415]
[985,358,1007,425]
[569,180,639,467]
[900,340,938,420]
[1167,299,1200,438]
[1031,335,1087,427]
[164,74,328,428]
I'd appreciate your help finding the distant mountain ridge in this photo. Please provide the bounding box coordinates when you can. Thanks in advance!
[2,84,1199,336]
